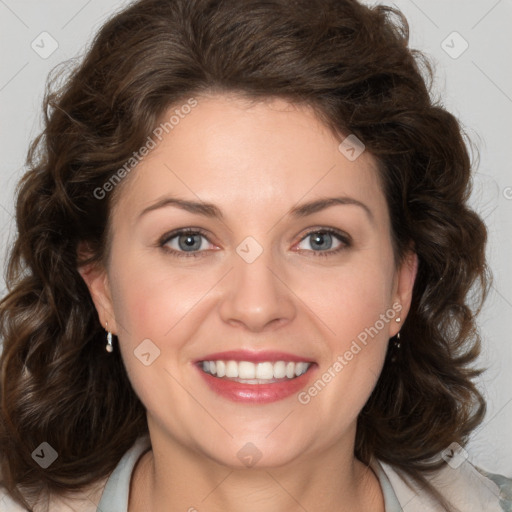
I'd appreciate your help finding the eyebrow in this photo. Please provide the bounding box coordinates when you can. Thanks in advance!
[289,197,374,223]
[138,195,374,223]
[138,197,223,220]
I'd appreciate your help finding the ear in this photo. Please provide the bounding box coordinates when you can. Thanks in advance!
[389,249,418,337]
[77,244,118,335]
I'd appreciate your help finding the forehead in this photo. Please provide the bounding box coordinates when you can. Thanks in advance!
[111,94,388,227]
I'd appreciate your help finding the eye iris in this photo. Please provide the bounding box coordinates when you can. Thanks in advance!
[310,232,332,250]
[178,234,201,251]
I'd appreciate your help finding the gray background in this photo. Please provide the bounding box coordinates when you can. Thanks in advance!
[1,0,511,475]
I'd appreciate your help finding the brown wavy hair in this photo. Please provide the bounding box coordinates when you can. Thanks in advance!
[0,0,490,510]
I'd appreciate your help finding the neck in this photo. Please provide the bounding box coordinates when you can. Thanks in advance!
[129,432,384,512]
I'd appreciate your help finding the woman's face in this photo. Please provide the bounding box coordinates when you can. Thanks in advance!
[82,93,417,468]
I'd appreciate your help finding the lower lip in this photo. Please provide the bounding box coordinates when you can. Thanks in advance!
[196,364,316,403]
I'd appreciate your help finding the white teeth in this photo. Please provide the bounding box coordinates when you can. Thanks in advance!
[225,360,238,378]
[216,360,226,377]
[256,362,274,379]
[201,359,312,381]
[295,362,308,377]
[273,361,286,378]
[238,361,256,379]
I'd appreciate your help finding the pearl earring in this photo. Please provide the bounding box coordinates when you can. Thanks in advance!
[105,322,113,353]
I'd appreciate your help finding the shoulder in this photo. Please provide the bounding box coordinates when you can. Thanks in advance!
[378,456,512,512]
[0,472,108,512]
[0,482,108,512]
[0,436,150,512]
[0,488,27,512]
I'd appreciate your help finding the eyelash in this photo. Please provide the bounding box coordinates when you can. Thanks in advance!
[158,227,352,259]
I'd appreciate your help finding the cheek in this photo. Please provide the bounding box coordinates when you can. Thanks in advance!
[108,258,207,412]
[110,254,209,343]
[298,256,395,344]
[294,260,395,435]
[294,251,395,411]
[107,253,225,397]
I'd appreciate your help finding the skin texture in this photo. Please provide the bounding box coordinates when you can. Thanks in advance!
[80,94,418,512]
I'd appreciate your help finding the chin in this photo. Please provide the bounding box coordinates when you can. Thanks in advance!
[198,434,308,471]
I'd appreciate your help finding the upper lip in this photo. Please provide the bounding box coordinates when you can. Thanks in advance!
[195,350,314,364]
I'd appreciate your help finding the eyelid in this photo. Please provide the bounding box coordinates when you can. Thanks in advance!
[158,227,212,246]
[158,227,218,258]
[157,226,352,258]
[299,226,352,243]
[293,227,352,255]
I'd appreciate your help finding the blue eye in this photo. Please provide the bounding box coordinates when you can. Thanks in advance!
[296,229,350,256]
[158,227,351,259]
[159,229,213,257]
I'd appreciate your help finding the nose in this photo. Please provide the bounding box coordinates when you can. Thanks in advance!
[218,247,297,332]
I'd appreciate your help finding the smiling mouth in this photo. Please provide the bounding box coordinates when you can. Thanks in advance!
[199,359,313,384]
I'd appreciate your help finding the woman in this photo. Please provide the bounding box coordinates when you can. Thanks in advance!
[0,0,510,510]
